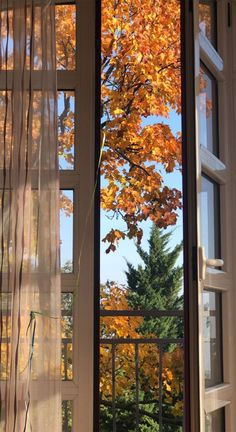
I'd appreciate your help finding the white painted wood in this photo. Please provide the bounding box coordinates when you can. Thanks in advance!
[205,384,231,414]
[200,146,227,184]
[197,1,235,430]
[200,32,224,77]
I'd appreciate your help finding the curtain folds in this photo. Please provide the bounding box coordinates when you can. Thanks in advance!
[0,0,61,430]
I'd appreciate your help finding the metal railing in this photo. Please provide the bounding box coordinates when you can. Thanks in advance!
[100,309,184,432]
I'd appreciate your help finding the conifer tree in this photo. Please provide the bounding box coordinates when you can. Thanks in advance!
[100,227,184,431]
[126,225,183,338]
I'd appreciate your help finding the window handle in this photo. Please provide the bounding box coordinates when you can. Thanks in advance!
[205,258,224,267]
[199,246,224,281]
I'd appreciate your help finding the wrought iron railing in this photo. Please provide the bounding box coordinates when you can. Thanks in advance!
[99,309,184,432]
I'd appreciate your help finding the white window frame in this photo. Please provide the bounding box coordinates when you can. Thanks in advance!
[195,0,234,430]
[0,0,96,430]
[59,0,96,431]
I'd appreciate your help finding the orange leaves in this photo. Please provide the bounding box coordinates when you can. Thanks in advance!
[100,284,184,409]
[55,1,183,249]
[102,229,125,253]
[60,191,73,217]
[55,5,76,70]
[101,0,182,250]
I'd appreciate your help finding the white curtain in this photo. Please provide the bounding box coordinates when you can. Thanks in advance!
[0,0,61,430]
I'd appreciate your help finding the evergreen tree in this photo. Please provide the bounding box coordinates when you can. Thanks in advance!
[126,226,183,339]
[100,227,184,431]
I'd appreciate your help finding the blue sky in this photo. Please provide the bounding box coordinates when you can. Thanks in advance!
[58,99,183,280]
[100,109,183,284]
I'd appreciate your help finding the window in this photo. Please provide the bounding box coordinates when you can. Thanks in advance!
[205,408,225,432]
[199,0,217,47]
[201,175,220,259]
[55,3,77,430]
[203,290,223,387]
[199,64,219,156]
[197,0,231,429]
[2,1,236,431]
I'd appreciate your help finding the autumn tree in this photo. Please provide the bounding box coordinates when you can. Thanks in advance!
[54,1,182,251]
[101,0,182,251]
[1,1,183,244]
[100,284,183,431]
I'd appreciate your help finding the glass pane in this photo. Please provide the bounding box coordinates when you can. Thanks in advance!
[62,400,73,432]
[60,190,73,272]
[0,10,13,70]
[56,4,76,70]
[58,91,75,170]
[205,408,225,432]
[199,64,218,155]
[61,293,73,380]
[100,0,184,428]
[203,291,223,388]
[201,175,220,259]
[199,0,217,47]
[0,293,11,380]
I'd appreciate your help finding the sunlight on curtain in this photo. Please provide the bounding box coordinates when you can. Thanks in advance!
[0,0,61,430]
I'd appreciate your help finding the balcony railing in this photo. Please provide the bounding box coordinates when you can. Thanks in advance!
[99,309,184,432]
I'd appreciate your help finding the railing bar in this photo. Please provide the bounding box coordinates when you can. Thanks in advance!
[112,343,116,432]
[100,400,183,425]
[100,309,184,317]
[135,344,139,431]
[100,338,184,344]
[159,344,163,432]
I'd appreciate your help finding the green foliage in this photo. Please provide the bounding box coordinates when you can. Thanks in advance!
[100,227,184,431]
[126,226,183,338]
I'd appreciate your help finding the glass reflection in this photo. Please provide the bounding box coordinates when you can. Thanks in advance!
[58,91,75,170]
[205,408,225,432]
[203,291,223,388]
[62,400,73,432]
[60,190,73,272]
[199,64,218,155]
[61,293,73,380]
[56,5,76,70]
[199,0,217,47]
[201,175,220,260]
[0,294,11,380]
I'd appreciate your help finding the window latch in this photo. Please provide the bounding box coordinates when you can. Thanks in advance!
[199,246,224,281]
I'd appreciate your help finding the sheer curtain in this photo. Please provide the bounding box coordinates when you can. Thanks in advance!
[0,0,61,430]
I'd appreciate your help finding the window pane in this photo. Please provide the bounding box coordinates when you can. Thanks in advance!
[61,293,73,380]
[203,291,223,388]
[60,190,73,272]
[0,294,11,380]
[201,175,220,259]
[199,64,218,155]
[62,400,73,432]
[58,91,75,170]
[199,0,217,47]
[205,408,225,432]
[56,4,76,70]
